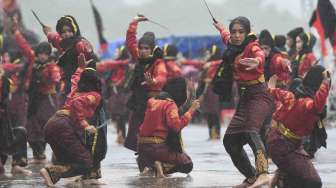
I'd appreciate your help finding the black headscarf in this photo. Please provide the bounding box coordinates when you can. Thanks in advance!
[116,46,130,60]
[77,68,102,93]
[56,15,82,50]
[138,32,156,51]
[56,15,81,37]
[289,65,327,119]
[290,65,325,99]
[159,77,187,107]
[163,44,178,60]
[292,32,317,78]
[298,32,316,55]
[34,41,52,56]
[208,44,222,62]
[287,27,304,58]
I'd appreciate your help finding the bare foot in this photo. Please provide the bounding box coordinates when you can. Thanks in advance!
[64,175,82,182]
[140,166,154,176]
[247,174,270,188]
[154,161,166,178]
[11,165,32,176]
[269,170,280,188]
[40,168,55,187]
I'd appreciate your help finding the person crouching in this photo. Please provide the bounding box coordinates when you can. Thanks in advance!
[137,77,200,177]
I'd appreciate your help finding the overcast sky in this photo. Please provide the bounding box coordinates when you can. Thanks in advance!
[16,0,320,48]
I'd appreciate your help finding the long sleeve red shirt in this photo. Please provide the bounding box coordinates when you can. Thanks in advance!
[126,20,167,91]
[269,53,291,82]
[15,30,61,93]
[218,28,265,82]
[139,98,194,140]
[47,32,94,60]
[297,52,317,78]
[96,60,128,85]
[269,81,330,137]
[62,67,101,129]
[165,60,182,80]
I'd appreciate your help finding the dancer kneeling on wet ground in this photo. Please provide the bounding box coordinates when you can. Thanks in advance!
[40,54,101,187]
[212,16,273,188]
[267,66,330,188]
[137,77,200,177]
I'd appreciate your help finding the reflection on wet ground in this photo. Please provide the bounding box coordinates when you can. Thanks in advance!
[1,124,336,187]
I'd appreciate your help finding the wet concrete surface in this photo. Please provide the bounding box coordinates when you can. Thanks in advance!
[1,124,336,188]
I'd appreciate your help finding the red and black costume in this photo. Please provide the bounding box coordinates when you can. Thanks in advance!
[213,17,273,185]
[163,44,182,80]
[267,65,329,188]
[42,66,102,185]
[138,77,194,174]
[286,27,304,61]
[292,32,317,79]
[46,15,97,98]
[124,19,167,155]
[15,29,61,160]
[47,16,106,179]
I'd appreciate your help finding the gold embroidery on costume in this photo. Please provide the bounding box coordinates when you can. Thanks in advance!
[256,150,268,174]
[149,100,162,111]
[169,109,179,119]
[87,95,96,104]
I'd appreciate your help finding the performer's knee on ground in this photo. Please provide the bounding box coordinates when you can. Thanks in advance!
[304,179,322,188]
[12,127,27,144]
[178,162,193,174]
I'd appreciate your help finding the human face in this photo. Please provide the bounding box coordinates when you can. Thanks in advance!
[139,43,152,58]
[230,23,247,45]
[2,52,11,64]
[296,36,303,52]
[61,25,74,39]
[261,45,271,57]
[37,53,49,63]
[286,36,294,49]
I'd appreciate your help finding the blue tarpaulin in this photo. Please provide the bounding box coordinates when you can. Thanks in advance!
[99,35,226,60]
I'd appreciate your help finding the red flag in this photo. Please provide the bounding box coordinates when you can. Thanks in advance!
[309,0,336,56]
[310,10,328,56]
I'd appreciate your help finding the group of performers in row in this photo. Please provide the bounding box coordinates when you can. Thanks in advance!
[0,3,332,188]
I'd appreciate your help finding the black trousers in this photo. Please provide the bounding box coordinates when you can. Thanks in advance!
[223,132,268,182]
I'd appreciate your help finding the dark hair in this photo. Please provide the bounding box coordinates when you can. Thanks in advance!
[287,27,304,40]
[56,15,81,36]
[208,44,222,61]
[163,44,178,60]
[116,46,130,60]
[259,29,274,47]
[162,77,187,107]
[229,16,251,34]
[274,35,286,49]
[35,42,52,56]
[298,32,316,53]
[138,32,156,50]
[303,65,325,93]
[77,68,101,93]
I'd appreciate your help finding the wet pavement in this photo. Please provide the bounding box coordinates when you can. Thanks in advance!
[1,124,336,188]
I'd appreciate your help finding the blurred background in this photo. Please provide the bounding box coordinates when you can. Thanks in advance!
[15,0,316,48]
